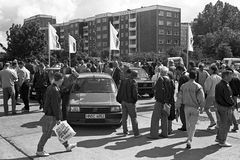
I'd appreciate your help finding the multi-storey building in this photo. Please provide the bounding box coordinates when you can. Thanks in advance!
[24,5,181,57]
[24,14,56,28]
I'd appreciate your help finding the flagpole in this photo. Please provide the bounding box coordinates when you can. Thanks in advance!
[186,23,189,69]
[48,23,51,67]
[69,52,71,67]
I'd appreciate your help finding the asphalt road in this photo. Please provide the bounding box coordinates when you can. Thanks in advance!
[0,92,240,160]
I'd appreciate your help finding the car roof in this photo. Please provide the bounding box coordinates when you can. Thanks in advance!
[45,67,61,71]
[77,72,112,79]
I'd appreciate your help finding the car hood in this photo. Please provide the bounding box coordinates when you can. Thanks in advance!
[69,93,120,106]
[135,79,154,83]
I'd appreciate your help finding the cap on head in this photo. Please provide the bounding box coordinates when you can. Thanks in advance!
[54,72,63,81]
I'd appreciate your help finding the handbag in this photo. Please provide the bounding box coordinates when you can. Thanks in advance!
[163,103,171,115]
[53,120,76,143]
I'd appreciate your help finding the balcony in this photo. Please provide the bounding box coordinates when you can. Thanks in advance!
[83,32,88,36]
[84,46,89,50]
[113,20,120,25]
[129,17,136,22]
[129,26,136,31]
[84,39,89,43]
[129,44,137,48]
[83,25,88,29]
[129,35,136,39]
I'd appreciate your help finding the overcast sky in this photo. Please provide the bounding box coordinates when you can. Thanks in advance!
[1,0,240,52]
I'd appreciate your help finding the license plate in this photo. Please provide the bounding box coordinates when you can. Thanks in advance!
[70,107,80,112]
[85,114,105,119]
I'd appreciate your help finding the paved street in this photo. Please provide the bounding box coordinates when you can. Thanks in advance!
[0,90,240,160]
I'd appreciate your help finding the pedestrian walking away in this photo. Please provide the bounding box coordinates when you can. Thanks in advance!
[36,72,76,157]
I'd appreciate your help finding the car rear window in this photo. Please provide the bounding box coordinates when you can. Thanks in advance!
[132,69,148,79]
[72,78,116,93]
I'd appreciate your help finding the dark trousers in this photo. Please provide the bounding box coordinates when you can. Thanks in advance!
[36,87,47,109]
[14,83,19,101]
[20,81,30,110]
[62,93,70,120]
[180,105,186,129]
[216,104,232,143]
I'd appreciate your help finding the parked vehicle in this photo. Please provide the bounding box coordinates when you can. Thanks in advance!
[167,57,184,67]
[129,67,154,98]
[67,73,122,126]
[222,58,240,67]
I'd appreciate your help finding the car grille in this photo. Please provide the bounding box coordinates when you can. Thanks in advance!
[80,107,110,113]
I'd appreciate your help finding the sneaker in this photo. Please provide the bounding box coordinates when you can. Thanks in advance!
[186,143,191,149]
[218,142,232,147]
[134,134,142,138]
[208,123,216,128]
[123,132,130,136]
[36,151,50,157]
[66,143,77,151]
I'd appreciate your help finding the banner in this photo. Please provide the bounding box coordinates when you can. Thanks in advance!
[187,24,194,52]
[109,22,120,50]
[69,35,76,53]
[48,23,61,50]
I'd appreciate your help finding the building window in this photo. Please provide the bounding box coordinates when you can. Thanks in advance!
[121,16,124,21]
[125,15,128,20]
[167,21,172,26]
[103,42,107,46]
[60,28,64,32]
[167,30,172,35]
[102,18,107,23]
[174,13,179,18]
[102,25,107,31]
[121,24,124,29]
[97,35,101,39]
[174,31,179,35]
[102,34,107,39]
[75,23,78,27]
[70,24,74,28]
[159,20,164,25]
[159,39,164,44]
[121,33,124,37]
[97,42,101,47]
[174,22,180,27]
[159,29,164,35]
[121,42,124,46]
[125,24,128,28]
[121,50,124,54]
[125,32,128,37]
[159,10,164,16]
[166,12,172,17]
[174,40,179,45]
[75,30,78,34]
[97,27,101,31]
[96,19,101,23]
[92,21,95,25]
[167,40,172,44]
[125,41,128,45]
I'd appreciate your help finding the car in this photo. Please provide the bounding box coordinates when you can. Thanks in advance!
[222,58,240,67]
[67,72,122,126]
[129,67,154,98]
[167,57,184,67]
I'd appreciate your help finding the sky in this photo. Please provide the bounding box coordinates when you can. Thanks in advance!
[1,0,240,52]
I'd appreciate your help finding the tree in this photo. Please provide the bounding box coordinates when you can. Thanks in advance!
[0,22,46,60]
[216,42,232,59]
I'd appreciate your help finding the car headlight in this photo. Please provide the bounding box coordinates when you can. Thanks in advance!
[111,106,121,112]
[70,106,80,112]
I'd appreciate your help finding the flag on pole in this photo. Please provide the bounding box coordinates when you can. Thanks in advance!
[187,24,194,52]
[109,22,120,50]
[48,23,61,50]
[69,35,76,53]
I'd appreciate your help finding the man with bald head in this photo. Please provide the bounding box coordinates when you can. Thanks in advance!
[0,62,18,115]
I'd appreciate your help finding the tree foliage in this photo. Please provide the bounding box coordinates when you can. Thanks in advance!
[0,22,46,60]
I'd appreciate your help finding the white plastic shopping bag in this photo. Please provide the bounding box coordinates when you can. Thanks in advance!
[53,120,76,143]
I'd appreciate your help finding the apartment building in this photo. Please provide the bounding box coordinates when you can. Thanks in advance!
[24,5,181,56]
[24,14,56,28]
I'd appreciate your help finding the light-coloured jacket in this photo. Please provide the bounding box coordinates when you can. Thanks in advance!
[176,80,205,109]
[204,74,222,97]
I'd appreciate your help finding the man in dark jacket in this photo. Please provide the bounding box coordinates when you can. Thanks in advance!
[117,69,140,137]
[36,72,76,157]
[215,69,235,147]
[112,61,122,88]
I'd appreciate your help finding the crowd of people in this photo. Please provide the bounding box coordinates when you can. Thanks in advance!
[0,58,239,156]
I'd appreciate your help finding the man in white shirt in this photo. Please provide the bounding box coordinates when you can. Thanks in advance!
[18,61,31,112]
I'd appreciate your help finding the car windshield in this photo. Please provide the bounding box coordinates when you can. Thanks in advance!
[132,68,148,79]
[72,78,116,93]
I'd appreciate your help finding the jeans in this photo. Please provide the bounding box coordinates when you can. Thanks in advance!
[150,102,172,138]
[216,104,232,144]
[204,96,220,125]
[121,101,139,136]
[37,115,68,152]
[36,87,47,109]
[20,81,30,110]
[184,106,199,142]
[3,87,16,115]
[61,92,70,120]
[14,82,19,101]
[180,104,186,129]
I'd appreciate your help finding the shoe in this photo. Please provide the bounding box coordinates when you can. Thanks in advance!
[159,134,168,138]
[21,108,29,113]
[36,151,50,157]
[134,134,142,138]
[186,143,191,149]
[178,128,186,131]
[66,143,77,151]
[16,102,21,105]
[147,136,159,139]
[218,142,232,147]
[231,128,238,132]
[208,123,216,128]
[123,132,130,136]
